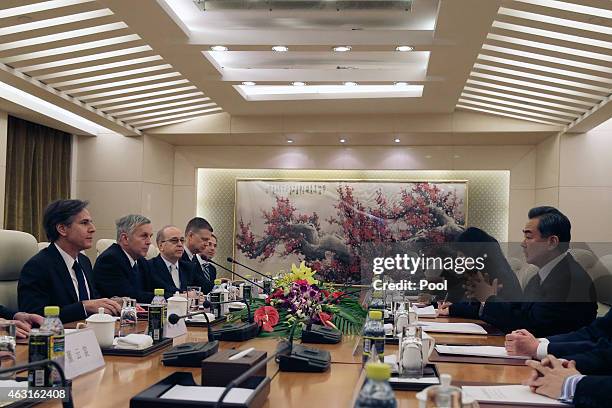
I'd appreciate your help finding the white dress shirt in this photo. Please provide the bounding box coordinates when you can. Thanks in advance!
[183,246,195,262]
[161,255,181,289]
[121,248,136,268]
[54,243,91,300]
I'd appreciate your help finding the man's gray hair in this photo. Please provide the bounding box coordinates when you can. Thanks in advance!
[116,214,151,241]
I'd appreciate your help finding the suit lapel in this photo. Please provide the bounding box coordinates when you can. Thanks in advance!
[155,255,174,287]
[48,244,79,303]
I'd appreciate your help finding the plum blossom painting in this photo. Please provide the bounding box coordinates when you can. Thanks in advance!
[234,179,467,284]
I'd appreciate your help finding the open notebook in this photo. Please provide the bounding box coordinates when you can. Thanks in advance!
[418,321,487,334]
[435,345,529,360]
[462,385,566,407]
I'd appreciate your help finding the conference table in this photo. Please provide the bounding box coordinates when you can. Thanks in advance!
[13,316,531,407]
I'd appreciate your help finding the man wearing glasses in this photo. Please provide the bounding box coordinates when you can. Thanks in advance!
[148,225,207,296]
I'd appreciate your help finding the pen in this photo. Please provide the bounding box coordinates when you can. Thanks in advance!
[228,347,255,361]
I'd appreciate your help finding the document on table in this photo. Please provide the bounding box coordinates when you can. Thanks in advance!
[418,321,487,334]
[462,385,567,406]
[161,385,253,404]
[435,345,530,360]
[412,305,437,318]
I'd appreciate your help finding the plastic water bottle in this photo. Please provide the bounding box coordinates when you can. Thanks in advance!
[362,310,385,364]
[241,276,253,302]
[423,374,462,408]
[40,306,64,384]
[209,279,224,318]
[369,292,385,311]
[354,362,397,408]
[151,288,167,325]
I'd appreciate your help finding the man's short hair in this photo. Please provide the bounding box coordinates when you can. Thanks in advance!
[210,233,217,241]
[156,225,176,245]
[185,217,213,235]
[116,214,151,241]
[528,206,571,252]
[43,199,89,242]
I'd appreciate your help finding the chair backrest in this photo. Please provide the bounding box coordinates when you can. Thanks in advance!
[96,239,116,258]
[0,230,39,310]
[37,242,50,251]
[146,244,159,260]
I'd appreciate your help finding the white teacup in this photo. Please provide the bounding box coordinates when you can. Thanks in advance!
[76,307,116,348]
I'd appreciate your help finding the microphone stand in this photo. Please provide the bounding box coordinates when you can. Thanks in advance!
[207,259,265,290]
[168,309,214,341]
[226,257,273,281]
[0,359,73,408]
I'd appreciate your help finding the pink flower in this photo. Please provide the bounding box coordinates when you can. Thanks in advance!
[254,306,279,332]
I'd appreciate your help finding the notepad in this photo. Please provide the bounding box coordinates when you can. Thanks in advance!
[418,322,487,334]
[462,385,566,406]
[435,345,529,360]
[161,385,253,404]
[412,305,437,318]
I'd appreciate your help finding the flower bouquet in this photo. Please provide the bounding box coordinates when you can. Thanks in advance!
[227,262,366,338]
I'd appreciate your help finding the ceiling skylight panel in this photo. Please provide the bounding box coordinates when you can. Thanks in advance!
[466,79,594,106]
[90,86,197,106]
[128,108,222,126]
[136,114,222,130]
[476,54,612,84]
[512,0,612,20]
[77,79,189,100]
[101,92,205,111]
[486,34,612,62]
[1,35,141,64]
[112,97,211,116]
[35,56,163,80]
[0,9,114,36]
[119,103,217,121]
[491,21,612,50]
[473,63,611,92]
[0,23,128,52]
[0,0,95,19]
[460,92,578,118]
[463,85,587,112]
[457,99,569,123]
[65,72,181,94]
[456,104,565,126]
[498,8,612,36]
[18,45,152,72]
[482,45,612,74]
[48,64,172,87]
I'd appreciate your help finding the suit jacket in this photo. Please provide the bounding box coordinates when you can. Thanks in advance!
[0,306,15,320]
[93,243,154,304]
[480,254,597,337]
[147,254,208,297]
[574,376,612,408]
[545,309,612,357]
[180,252,216,294]
[18,243,99,323]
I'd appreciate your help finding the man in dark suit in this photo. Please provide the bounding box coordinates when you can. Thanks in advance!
[506,309,612,359]
[0,305,43,339]
[148,225,208,295]
[93,214,155,303]
[199,233,218,290]
[464,206,596,337]
[182,217,215,294]
[524,355,610,407]
[18,199,122,323]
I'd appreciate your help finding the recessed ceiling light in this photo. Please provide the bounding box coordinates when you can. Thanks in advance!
[394,81,409,87]
[333,45,352,52]
[425,155,432,159]
[344,81,358,86]
[287,139,294,144]
[210,45,228,51]
[394,138,401,143]
[272,45,288,52]
[396,45,414,52]
[242,81,256,86]
[291,81,306,86]
[339,138,347,143]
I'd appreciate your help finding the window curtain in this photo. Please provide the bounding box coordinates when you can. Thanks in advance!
[3,116,71,241]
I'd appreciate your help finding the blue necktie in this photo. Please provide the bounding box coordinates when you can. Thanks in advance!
[73,261,90,301]
[132,262,142,292]
[201,263,211,282]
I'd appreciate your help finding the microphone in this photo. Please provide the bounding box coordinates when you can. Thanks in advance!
[168,310,215,342]
[207,259,265,290]
[227,257,272,281]
[275,321,331,372]
[163,311,220,366]
[199,298,259,342]
[215,341,291,408]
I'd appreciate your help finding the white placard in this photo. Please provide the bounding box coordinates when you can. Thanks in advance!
[64,329,105,379]
[164,302,187,338]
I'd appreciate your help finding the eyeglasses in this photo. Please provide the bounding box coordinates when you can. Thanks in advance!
[161,237,185,245]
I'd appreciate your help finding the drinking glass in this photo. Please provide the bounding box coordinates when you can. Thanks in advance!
[119,299,138,337]
[0,323,16,380]
[187,286,202,311]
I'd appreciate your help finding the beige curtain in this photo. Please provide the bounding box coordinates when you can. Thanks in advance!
[3,116,71,241]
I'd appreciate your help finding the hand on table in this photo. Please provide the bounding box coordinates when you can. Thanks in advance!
[505,329,539,357]
[83,298,122,316]
[3,313,44,339]
[524,355,579,399]
[437,301,452,316]
[464,271,502,303]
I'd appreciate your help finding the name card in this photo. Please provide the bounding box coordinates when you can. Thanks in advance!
[164,319,187,338]
[64,328,105,379]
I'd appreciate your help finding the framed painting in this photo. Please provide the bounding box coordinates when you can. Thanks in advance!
[233,179,467,284]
